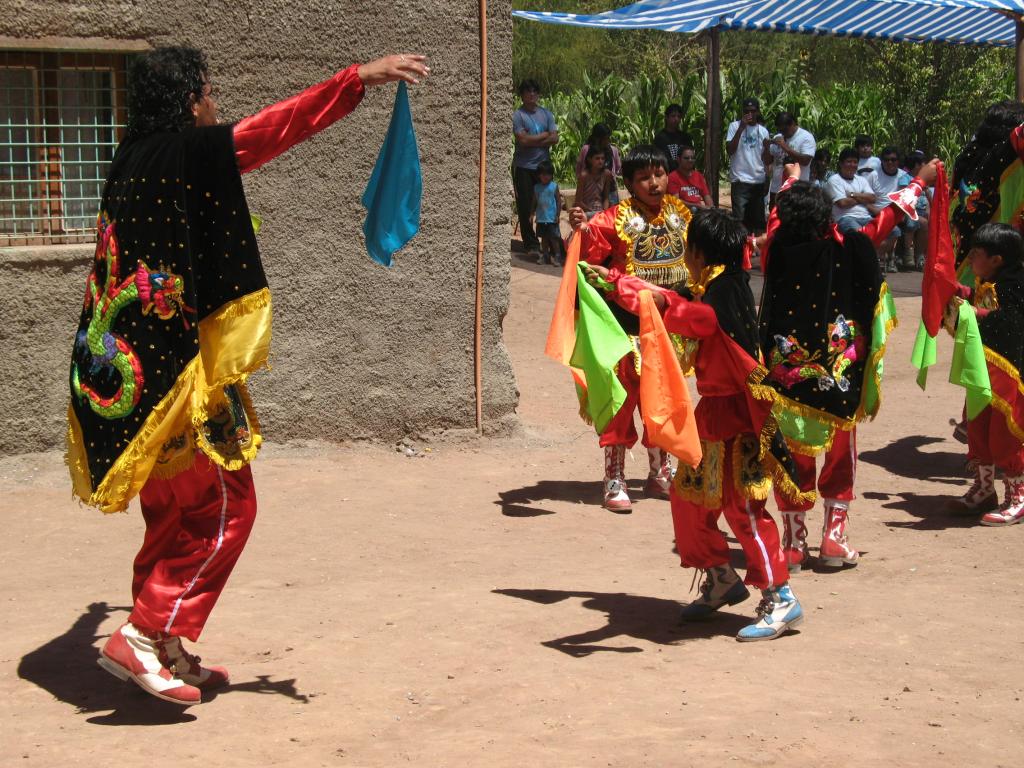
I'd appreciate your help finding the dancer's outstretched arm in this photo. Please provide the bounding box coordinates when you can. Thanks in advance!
[233,54,429,174]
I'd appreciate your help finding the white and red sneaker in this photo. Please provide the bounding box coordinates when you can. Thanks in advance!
[780,511,810,573]
[947,463,998,516]
[819,501,859,568]
[98,623,201,705]
[602,445,632,513]
[644,447,673,500]
[159,635,230,690]
[981,476,1024,526]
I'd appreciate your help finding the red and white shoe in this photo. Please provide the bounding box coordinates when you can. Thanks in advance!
[98,623,201,705]
[644,447,673,499]
[981,475,1024,526]
[780,511,810,573]
[819,501,859,568]
[947,463,998,516]
[603,445,632,513]
[159,635,230,690]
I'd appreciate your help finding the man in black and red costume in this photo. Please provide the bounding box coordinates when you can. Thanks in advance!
[67,46,428,705]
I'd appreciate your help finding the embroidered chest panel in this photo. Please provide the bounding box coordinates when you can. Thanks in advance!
[615,195,691,287]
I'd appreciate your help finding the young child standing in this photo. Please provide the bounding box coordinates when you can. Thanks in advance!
[569,145,691,512]
[947,223,1024,525]
[575,146,615,220]
[584,208,810,641]
[532,160,564,265]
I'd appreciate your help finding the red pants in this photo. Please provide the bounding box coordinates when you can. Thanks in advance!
[599,357,651,448]
[968,405,1024,475]
[669,439,788,590]
[776,427,857,512]
[129,453,258,642]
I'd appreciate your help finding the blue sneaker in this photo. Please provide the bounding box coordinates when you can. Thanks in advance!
[736,585,803,642]
[680,565,750,621]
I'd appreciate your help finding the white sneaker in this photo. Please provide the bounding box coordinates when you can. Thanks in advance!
[603,478,632,513]
[736,585,804,642]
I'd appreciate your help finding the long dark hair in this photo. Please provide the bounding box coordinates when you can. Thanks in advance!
[127,46,208,138]
[774,181,831,247]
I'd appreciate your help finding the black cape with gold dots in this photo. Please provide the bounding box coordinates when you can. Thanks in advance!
[67,125,271,513]
[758,231,883,431]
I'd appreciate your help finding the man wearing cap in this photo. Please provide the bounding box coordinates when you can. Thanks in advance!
[726,98,770,233]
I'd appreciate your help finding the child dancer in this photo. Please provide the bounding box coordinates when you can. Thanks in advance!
[584,208,810,641]
[947,223,1024,525]
[760,161,937,570]
[569,145,691,512]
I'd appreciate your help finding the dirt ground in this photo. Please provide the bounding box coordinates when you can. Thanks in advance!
[2,255,1023,767]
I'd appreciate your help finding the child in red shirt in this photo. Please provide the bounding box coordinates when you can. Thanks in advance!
[666,146,713,211]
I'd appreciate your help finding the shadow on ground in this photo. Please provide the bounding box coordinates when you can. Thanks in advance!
[858,435,967,485]
[18,602,309,724]
[494,588,754,656]
[496,479,656,517]
[880,491,979,531]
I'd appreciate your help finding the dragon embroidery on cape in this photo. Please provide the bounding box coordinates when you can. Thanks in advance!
[71,213,193,420]
[768,314,865,393]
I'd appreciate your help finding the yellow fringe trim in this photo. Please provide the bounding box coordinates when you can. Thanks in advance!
[66,287,272,513]
[983,347,1024,444]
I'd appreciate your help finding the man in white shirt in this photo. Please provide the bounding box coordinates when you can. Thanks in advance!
[854,134,880,177]
[767,111,815,207]
[868,146,913,272]
[726,97,769,232]
[825,147,876,233]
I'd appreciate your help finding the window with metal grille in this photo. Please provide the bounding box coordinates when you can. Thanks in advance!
[1,51,128,247]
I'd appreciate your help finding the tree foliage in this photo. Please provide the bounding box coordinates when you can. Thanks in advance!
[513,1,1015,180]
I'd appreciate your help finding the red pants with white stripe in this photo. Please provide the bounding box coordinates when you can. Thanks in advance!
[669,438,788,590]
[776,427,857,512]
[129,453,258,642]
[599,357,651,448]
[967,405,1024,475]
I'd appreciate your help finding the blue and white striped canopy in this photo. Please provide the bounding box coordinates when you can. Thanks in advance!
[513,0,1024,46]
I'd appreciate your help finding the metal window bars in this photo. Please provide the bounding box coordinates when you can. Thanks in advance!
[1,50,127,246]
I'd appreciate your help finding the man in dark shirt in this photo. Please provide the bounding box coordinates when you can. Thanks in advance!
[653,104,694,170]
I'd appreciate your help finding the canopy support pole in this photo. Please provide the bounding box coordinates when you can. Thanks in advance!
[704,26,722,206]
[1017,16,1024,102]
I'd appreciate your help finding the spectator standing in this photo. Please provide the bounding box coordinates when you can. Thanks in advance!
[653,104,695,169]
[532,159,564,266]
[666,146,713,211]
[575,123,622,204]
[766,111,816,208]
[513,79,559,259]
[868,146,910,272]
[855,134,880,177]
[810,148,833,188]
[575,145,614,219]
[825,147,876,233]
[726,97,770,232]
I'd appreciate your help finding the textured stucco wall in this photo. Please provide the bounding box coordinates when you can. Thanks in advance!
[0,0,518,456]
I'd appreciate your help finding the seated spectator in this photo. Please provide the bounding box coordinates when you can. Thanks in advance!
[825,147,876,233]
[868,146,910,272]
[575,145,614,219]
[855,134,880,177]
[653,104,694,169]
[901,149,930,269]
[810,148,833,188]
[575,123,622,205]
[666,146,713,211]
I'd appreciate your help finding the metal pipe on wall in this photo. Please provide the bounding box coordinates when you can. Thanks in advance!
[475,0,488,433]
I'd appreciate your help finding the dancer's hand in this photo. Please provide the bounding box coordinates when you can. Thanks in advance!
[358,54,430,86]
[784,162,801,180]
[580,262,609,285]
[568,206,588,231]
[918,159,941,187]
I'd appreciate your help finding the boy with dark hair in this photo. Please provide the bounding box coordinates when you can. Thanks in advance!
[854,134,879,176]
[568,145,691,512]
[532,159,564,265]
[947,223,1024,525]
[654,104,694,167]
[760,161,936,570]
[583,207,810,641]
